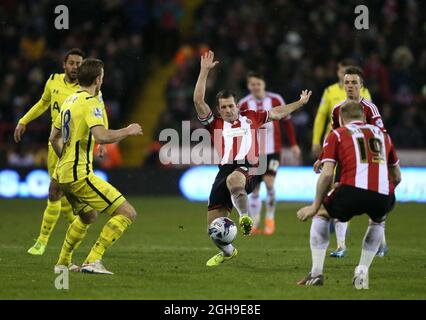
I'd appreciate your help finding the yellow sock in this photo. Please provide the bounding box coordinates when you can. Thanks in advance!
[85,215,132,264]
[61,196,76,224]
[57,216,90,266]
[37,199,61,245]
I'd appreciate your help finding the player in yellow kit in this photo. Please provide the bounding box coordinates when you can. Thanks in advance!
[50,58,142,274]
[311,59,371,258]
[13,49,108,255]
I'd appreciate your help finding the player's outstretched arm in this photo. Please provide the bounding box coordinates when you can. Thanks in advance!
[193,50,219,119]
[91,124,142,144]
[49,127,64,158]
[268,90,312,121]
[297,161,335,221]
[14,98,50,143]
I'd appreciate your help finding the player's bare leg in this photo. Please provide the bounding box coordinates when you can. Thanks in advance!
[263,175,276,235]
[55,209,98,272]
[206,208,238,267]
[298,208,330,286]
[248,183,262,234]
[226,170,253,236]
[28,180,63,255]
[353,220,385,289]
[81,201,137,275]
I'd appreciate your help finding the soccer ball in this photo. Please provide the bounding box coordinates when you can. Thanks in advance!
[208,217,237,245]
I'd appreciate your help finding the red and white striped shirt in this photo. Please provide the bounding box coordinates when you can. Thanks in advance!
[331,97,385,131]
[238,92,297,154]
[320,121,399,195]
[198,110,269,165]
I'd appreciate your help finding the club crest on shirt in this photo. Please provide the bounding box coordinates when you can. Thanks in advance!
[245,118,252,125]
[94,107,103,118]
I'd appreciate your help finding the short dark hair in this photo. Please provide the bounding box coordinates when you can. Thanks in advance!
[340,100,365,121]
[64,48,85,63]
[77,58,104,86]
[216,89,237,106]
[246,71,264,81]
[344,66,364,82]
[338,58,356,67]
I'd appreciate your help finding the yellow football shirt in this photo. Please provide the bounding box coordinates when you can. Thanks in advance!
[312,83,371,145]
[19,73,80,126]
[53,90,105,183]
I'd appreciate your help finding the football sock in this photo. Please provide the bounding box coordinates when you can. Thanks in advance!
[310,216,330,277]
[213,240,235,257]
[359,221,384,268]
[57,216,90,266]
[230,187,248,217]
[335,220,348,249]
[380,221,387,247]
[61,197,76,224]
[84,215,132,264]
[265,187,276,220]
[248,192,262,227]
[37,199,61,245]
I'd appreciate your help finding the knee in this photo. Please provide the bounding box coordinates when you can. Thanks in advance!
[226,171,245,190]
[79,210,97,224]
[120,204,137,222]
[48,181,62,201]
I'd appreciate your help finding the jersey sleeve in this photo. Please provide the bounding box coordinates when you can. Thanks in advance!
[312,89,331,145]
[197,111,216,133]
[53,112,61,130]
[18,76,52,125]
[238,101,248,112]
[254,110,269,125]
[364,101,386,132]
[320,130,339,164]
[386,135,399,167]
[85,101,105,128]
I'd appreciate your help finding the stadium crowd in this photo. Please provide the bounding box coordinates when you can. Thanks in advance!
[158,0,426,165]
[0,0,425,168]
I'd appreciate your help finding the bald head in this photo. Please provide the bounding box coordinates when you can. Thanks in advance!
[340,100,365,125]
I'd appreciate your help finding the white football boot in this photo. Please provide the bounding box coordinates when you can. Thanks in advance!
[80,260,114,275]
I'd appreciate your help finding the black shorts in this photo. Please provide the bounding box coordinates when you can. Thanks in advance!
[323,184,396,223]
[208,164,258,212]
[253,153,280,185]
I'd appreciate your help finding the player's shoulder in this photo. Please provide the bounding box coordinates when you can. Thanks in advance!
[265,91,284,104]
[332,99,346,113]
[360,98,380,115]
[238,94,252,106]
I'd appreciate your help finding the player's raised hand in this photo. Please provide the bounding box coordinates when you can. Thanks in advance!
[299,90,312,105]
[14,123,26,143]
[126,123,143,136]
[200,50,219,70]
[313,159,322,173]
[297,205,317,222]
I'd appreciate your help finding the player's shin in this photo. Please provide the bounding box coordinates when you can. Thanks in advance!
[57,216,91,266]
[60,197,76,224]
[359,221,385,269]
[335,221,348,250]
[265,188,276,220]
[38,199,61,244]
[230,187,248,217]
[310,216,330,277]
[248,192,261,228]
[84,215,132,264]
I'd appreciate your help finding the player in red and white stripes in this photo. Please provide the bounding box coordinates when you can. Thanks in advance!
[297,101,401,287]
[323,66,389,258]
[193,51,312,267]
[239,72,301,235]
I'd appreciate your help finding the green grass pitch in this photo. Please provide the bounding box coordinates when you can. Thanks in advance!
[0,197,425,299]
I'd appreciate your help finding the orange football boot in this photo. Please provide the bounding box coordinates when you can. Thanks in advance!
[264,218,275,235]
